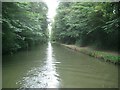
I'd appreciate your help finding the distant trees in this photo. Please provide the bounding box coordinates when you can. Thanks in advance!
[2,2,48,54]
[52,2,119,51]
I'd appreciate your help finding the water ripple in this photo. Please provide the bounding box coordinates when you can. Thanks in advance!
[17,42,60,88]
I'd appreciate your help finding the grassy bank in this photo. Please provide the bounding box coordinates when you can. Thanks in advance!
[61,44,120,65]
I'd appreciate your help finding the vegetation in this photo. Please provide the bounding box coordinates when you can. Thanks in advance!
[62,44,120,64]
[2,2,48,54]
[52,2,119,51]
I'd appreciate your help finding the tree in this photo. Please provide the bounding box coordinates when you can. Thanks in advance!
[52,2,119,51]
[2,2,48,54]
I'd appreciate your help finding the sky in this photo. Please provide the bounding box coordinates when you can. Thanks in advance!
[44,0,59,20]
[44,0,59,37]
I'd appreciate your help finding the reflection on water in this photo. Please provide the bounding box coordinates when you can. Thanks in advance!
[18,42,59,88]
[3,43,118,88]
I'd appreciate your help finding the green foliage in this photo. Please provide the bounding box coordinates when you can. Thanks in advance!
[52,2,119,51]
[2,2,48,54]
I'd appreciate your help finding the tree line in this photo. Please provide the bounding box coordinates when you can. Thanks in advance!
[2,2,48,54]
[52,2,119,51]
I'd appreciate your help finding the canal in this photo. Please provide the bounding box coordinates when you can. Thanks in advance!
[2,42,118,88]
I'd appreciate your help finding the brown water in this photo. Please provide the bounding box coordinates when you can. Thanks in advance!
[2,42,118,88]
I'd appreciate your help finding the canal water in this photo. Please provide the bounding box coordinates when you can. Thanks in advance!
[2,42,118,88]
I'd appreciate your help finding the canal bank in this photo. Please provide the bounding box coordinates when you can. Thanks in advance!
[61,44,120,65]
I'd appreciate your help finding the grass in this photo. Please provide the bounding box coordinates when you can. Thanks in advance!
[62,44,120,65]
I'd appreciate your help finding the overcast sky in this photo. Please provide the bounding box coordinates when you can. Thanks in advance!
[44,0,59,36]
[44,0,59,20]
